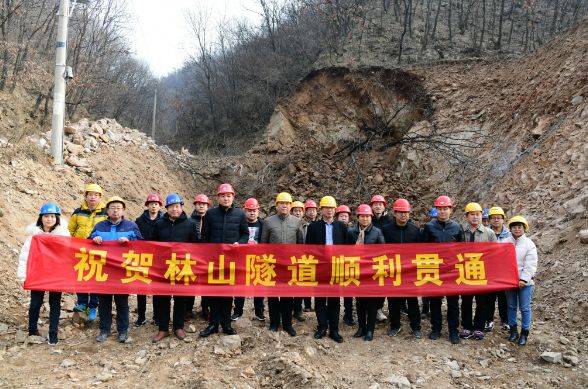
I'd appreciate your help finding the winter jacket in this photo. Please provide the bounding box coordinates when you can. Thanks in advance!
[260,214,303,244]
[18,223,70,281]
[90,218,143,242]
[247,219,264,243]
[152,212,199,243]
[508,234,538,285]
[68,201,108,238]
[494,225,512,243]
[422,219,464,243]
[462,224,497,243]
[190,211,205,241]
[382,220,422,244]
[135,210,164,241]
[305,220,348,245]
[201,205,249,244]
[347,224,385,244]
[372,213,392,231]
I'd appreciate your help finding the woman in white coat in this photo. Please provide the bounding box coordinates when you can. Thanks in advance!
[505,215,538,346]
[18,203,70,345]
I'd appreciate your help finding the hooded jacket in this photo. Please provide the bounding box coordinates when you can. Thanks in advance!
[18,222,70,281]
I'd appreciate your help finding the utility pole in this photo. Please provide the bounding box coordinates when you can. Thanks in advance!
[50,0,70,165]
[151,85,157,140]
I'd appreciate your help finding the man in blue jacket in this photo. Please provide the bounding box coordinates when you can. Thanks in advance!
[90,196,143,343]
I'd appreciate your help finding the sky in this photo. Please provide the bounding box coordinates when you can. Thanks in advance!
[128,0,263,78]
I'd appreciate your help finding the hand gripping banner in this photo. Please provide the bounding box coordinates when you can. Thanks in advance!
[25,235,518,297]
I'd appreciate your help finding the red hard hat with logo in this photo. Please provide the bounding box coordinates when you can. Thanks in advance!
[193,194,211,205]
[217,183,235,195]
[370,194,388,206]
[392,198,411,212]
[145,193,163,206]
[335,205,351,214]
[434,195,453,207]
[243,198,260,210]
[356,204,373,216]
[304,199,317,209]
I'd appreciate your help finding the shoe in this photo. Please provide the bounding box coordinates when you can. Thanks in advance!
[134,317,147,327]
[88,307,98,322]
[174,329,187,340]
[363,331,374,341]
[314,328,327,339]
[222,326,237,335]
[96,332,109,342]
[501,322,510,330]
[329,332,344,343]
[400,308,408,316]
[269,324,279,332]
[230,313,242,321]
[428,331,441,340]
[253,314,266,322]
[449,333,461,344]
[387,327,402,337]
[353,328,366,338]
[199,325,218,338]
[459,329,473,339]
[412,329,423,339]
[518,329,529,346]
[284,326,297,337]
[293,312,306,322]
[118,331,129,343]
[508,326,519,343]
[152,330,169,342]
[73,304,87,313]
[48,332,58,345]
[472,330,484,340]
[343,316,355,326]
[28,330,41,337]
[376,309,387,322]
[484,321,494,332]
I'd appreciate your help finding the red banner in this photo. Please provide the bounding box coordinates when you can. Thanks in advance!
[25,235,518,297]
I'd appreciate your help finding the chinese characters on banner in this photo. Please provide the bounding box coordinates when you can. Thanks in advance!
[25,235,518,297]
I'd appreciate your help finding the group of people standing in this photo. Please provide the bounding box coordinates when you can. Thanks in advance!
[18,183,538,347]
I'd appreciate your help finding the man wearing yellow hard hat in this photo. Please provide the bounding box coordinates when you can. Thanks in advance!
[69,183,108,321]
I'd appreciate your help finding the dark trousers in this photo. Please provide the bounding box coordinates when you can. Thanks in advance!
[389,297,421,331]
[77,292,99,308]
[137,295,157,322]
[315,297,340,333]
[155,295,186,332]
[429,295,459,335]
[268,297,293,328]
[208,296,233,329]
[29,291,61,335]
[293,297,312,313]
[343,297,354,319]
[185,296,195,314]
[201,296,210,312]
[487,291,508,324]
[356,297,382,332]
[234,297,265,316]
[461,294,489,331]
[98,294,129,334]
[421,297,430,314]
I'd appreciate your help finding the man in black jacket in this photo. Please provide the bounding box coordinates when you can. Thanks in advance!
[382,198,423,339]
[151,193,199,342]
[199,183,250,337]
[134,193,164,327]
[421,195,464,344]
[305,196,348,343]
[188,193,211,320]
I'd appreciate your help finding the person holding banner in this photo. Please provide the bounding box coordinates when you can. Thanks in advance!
[421,195,463,344]
[296,199,318,314]
[260,192,304,336]
[199,183,250,338]
[306,195,349,343]
[69,183,107,322]
[506,215,538,346]
[347,204,384,341]
[188,193,211,320]
[459,202,497,341]
[382,198,423,339]
[151,193,199,342]
[486,206,511,331]
[134,193,164,327]
[18,202,70,345]
[90,196,143,343]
